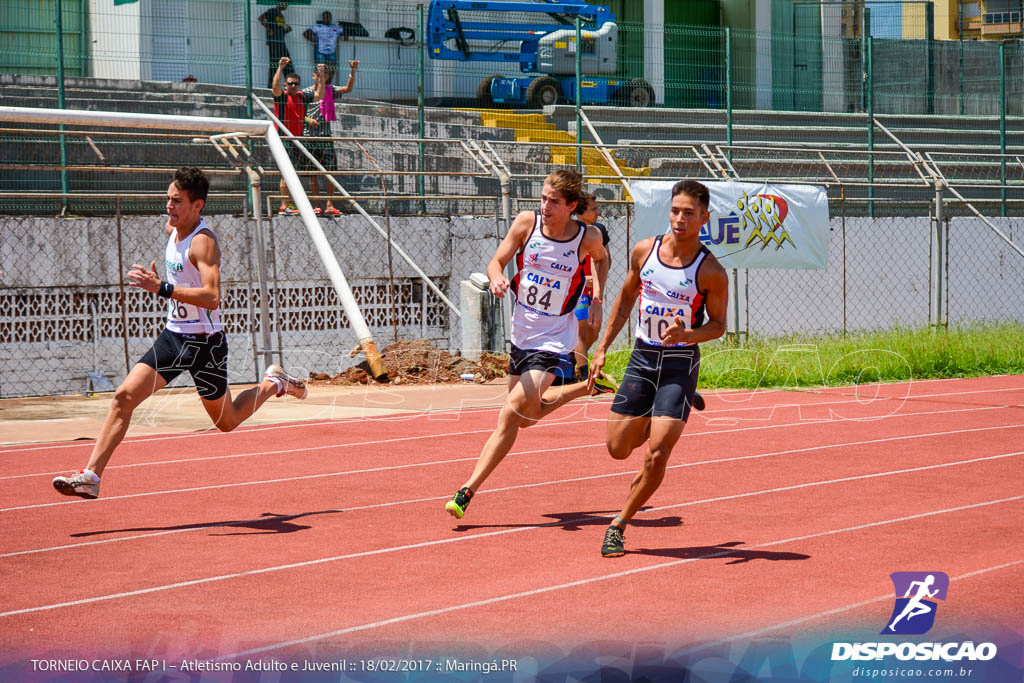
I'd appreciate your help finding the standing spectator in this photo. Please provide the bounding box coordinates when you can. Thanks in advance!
[259,1,292,89]
[304,12,343,82]
[305,61,359,216]
[571,192,610,379]
[272,56,316,215]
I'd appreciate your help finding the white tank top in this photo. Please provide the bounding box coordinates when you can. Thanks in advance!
[635,237,708,347]
[510,213,587,353]
[164,219,223,335]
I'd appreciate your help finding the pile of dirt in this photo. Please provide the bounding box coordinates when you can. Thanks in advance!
[308,338,509,386]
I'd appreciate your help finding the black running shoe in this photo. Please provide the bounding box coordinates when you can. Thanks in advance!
[601,525,626,557]
[692,391,706,411]
[445,487,473,519]
[576,363,589,382]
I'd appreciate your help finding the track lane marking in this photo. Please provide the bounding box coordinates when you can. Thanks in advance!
[1,454,1020,616]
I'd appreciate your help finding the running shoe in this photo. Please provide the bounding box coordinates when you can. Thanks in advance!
[52,470,100,499]
[279,205,299,216]
[576,363,589,382]
[591,371,618,395]
[692,391,706,411]
[313,206,323,216]
[445,487,473,519]
[601,525,625,557]
[325,205,341,217]
[264,364,308,400]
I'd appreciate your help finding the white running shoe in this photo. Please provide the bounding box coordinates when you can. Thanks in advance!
[264,364,308,400]
[52,470,100,499]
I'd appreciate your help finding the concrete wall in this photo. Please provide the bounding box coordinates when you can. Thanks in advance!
[2,213,1022,397]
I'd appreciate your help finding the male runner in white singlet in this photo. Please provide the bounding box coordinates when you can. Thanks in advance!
[53,167,307,499]
[589,179,729,557]
[444,169,616,520]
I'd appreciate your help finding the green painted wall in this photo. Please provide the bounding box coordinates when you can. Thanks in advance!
[772,0,823,111]
[604,0,645,80]
[0,0,87,76]
[665,0,723,108]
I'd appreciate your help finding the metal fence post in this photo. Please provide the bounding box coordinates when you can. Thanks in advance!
[867,35,875,219]
[958,1,964,115]
[246,169,275,369]
[575,16,582,172]
[725,27,733,155]
[1000,41,1007,217]
[930,179,945,331]
[840,185,847,336]
[55,0,69,213]
[926,2,934,115]
[245,0,253,119]
[417,4,426,215]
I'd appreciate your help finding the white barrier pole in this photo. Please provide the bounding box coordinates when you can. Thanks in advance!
[264,125,385,376]
[0,105,387,378]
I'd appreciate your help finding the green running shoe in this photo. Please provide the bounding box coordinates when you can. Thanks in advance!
[601,525,625,557]
[445,487,473,519]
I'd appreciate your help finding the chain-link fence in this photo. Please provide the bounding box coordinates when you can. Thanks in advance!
[1,107,1023,397]
[2,0,1022,115]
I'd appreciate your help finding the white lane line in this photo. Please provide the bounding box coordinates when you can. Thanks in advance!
[7,421,1023,557]
[0,400,519,455]
[675,558,1024,656]
[3,400,1015,484]
[1,382,1019,456]
[4,416,1022,515]
[213,497,1024,660]
[1,454,1020,618]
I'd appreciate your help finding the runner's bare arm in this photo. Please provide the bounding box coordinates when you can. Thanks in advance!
[485,210,534,298]
[127,232,221,310]
[583,224,608,307]
[588,239,651,380]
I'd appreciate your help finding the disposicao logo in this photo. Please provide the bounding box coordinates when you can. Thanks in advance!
[831,571,997,663]
[882,571,948,635]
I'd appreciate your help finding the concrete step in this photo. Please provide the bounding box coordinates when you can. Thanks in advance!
[323,116,516,142]
[0,93,249,120]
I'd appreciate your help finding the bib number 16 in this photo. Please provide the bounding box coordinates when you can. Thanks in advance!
[641,311,688,342]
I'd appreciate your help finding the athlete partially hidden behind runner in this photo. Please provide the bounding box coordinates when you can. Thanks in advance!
[444,169,617,520]
[53,167,307,499]
[589,179,728,557]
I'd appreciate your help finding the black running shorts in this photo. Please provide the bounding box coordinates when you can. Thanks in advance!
[509,344,576,386]
[138,329,229,400]
[610,339,701,421]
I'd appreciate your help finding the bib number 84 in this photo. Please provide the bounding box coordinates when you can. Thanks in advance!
[525,285,553,311]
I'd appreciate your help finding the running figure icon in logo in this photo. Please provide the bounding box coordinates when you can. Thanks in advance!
[882,572,950,635]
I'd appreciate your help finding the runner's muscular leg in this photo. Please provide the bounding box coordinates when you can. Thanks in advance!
[200,377,280,433]
[461,370,555,492]
[86,363,168,476]
[616,416,686,523]
[605,411,652,460]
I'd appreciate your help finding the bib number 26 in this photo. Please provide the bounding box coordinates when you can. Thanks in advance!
[169,300,190,320]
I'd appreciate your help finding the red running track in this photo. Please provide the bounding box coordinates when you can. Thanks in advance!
[1,375,1022,671]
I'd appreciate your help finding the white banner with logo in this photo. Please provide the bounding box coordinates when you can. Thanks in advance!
[631,180,831,270]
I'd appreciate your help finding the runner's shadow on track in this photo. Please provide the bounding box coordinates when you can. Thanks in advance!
[452,508,682,533]
[69,510,343,537]
[630,541,810,564]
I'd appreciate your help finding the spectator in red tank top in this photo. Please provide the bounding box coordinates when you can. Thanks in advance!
[271,56,317,215]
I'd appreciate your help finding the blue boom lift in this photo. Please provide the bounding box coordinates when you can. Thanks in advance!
[426,0,655,108]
